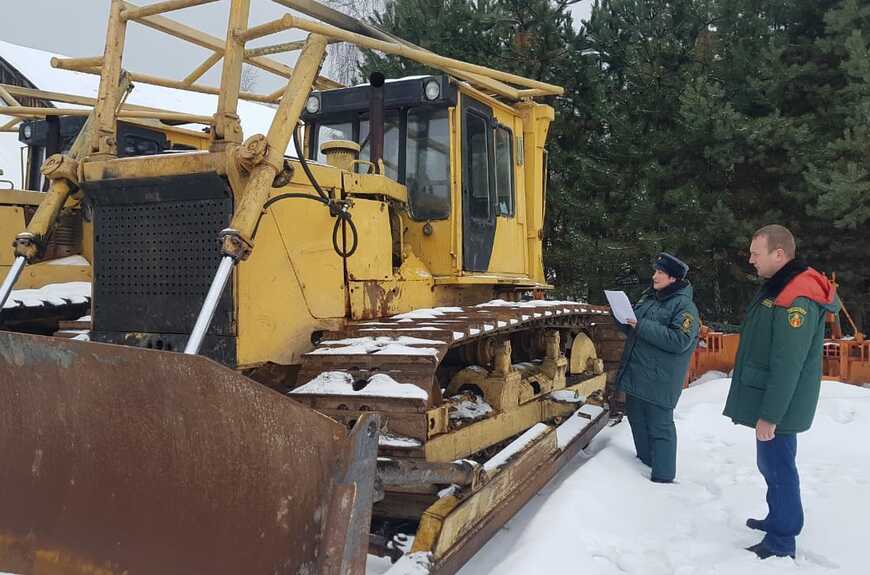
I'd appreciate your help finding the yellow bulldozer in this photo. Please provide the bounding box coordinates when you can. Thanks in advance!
[0,2,624,574]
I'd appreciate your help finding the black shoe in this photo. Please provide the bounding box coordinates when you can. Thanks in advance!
[745,542,795,560]
[650,476,673,484]
[746,518,767,532]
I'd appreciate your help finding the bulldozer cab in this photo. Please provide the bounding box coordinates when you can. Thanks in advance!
[304,74,551,279]
[17,116,208,191]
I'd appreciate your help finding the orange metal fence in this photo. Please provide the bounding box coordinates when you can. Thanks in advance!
[686,330,740,385]
[687,330,870,387]
[823,339,870,385]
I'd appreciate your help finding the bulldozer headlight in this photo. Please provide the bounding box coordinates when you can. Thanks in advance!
[22,124,32,140]
[305,94,321,114]
[423,79,441,101]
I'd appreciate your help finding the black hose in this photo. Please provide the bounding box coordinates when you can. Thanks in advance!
[293,124,329,202]
[332,209,358,258]
[263,192,327,210]
[260,124,359,259]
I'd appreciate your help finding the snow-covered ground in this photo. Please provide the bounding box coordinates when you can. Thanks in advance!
[368,377,870,575]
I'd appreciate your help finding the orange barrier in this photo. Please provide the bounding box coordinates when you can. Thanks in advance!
[688,329,870,387]
[823,339,870,385]
[686,329,740,386]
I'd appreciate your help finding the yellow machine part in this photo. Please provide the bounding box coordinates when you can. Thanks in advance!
[0,190,91,288]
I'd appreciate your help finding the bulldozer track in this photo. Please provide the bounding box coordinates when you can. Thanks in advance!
[293,299,621,572]
[1,296,91,335]
[298,300,612,397]
[294,301,616,444]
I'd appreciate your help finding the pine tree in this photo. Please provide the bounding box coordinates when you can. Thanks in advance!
[358,0,870,326]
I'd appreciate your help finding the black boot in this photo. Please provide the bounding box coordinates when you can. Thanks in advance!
[746,518,767,532]
[745,542,795,560]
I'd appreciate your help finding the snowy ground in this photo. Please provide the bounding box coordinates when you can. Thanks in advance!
[368,377,870,575]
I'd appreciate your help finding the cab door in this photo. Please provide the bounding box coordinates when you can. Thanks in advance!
[461,98,497,272]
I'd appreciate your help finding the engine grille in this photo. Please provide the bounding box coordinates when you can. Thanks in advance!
[84,173,234,338]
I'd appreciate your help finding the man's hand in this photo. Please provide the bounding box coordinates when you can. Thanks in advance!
[756,419,777,441]
[626,319,637,328]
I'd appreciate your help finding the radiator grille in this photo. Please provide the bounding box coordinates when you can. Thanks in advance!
[87,173,234,337]
[96,199,228,298]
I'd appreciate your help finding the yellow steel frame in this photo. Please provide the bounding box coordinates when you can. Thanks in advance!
[1,0,562,369]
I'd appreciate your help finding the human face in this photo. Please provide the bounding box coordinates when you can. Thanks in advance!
[652,268,677,291]
[748,235,787,279]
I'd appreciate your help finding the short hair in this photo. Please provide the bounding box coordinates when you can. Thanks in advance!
[753,224,796,258]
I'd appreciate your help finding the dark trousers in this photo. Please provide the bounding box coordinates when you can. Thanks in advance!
[625,394,677,482]
[756,434,803,556]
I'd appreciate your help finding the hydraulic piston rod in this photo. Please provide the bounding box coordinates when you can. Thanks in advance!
[184,33,328,355]
[0,256,26,313]
[184,255,234,355]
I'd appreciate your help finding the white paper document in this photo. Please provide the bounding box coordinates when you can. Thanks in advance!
[604,290,637,324]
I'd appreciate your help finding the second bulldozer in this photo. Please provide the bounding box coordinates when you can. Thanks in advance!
[0,112,210,333]
[0,1,625,574]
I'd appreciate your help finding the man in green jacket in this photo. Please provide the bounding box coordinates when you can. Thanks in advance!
[615,252,700,483]
[724,224,839,560]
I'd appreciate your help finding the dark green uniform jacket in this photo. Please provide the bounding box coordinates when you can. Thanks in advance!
[723,261,839,433]
[615,281,700,409]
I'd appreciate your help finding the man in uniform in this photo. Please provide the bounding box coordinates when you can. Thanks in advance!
[724,224,839,560]
[615,252,700,483]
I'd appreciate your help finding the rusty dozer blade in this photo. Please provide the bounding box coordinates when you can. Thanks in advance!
[0,331,379,575]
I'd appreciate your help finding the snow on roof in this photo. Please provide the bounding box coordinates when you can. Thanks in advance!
[290,371,428,400]
[0,39,283,188]
[3,281,90,309]
[350,75,431,88]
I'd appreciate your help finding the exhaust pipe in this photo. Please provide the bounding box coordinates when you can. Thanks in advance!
[368,71,385,173]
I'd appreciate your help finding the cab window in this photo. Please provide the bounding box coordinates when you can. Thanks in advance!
[359,112,400,180]
[465,112,491,219]
[494,126,514,216]
[406,107,450,220]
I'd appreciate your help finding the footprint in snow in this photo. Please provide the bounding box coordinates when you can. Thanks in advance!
[829,400,856,424]
[799,549,840,570]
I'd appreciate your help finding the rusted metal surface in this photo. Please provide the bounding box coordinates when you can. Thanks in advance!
[0,331,378,575]
[377,459,478,487]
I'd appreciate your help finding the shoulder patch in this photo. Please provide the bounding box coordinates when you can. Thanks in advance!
[680,312,695,334]
[787,306,807,329]
[761,299,774,308]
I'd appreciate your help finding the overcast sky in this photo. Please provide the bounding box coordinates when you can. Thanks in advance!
[1,1,593,91]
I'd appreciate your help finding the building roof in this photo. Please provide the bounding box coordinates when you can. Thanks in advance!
[0,39,281,188]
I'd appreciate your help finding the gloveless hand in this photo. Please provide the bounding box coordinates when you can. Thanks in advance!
[756,419,777,441]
